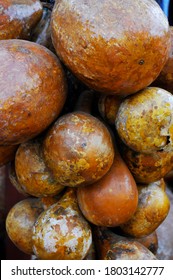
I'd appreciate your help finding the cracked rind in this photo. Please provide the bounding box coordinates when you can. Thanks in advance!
[0,0,43,40]
[0,39,67,145]
[43,112,114,187]
[120,181,170,238]
[32,188,92,260]
[116,87,173,153]
[15,140,65,197]
[51,0,170,96]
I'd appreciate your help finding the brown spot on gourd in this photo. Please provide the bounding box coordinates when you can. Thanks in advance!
[54,207,67,216]
[138,59,145,65]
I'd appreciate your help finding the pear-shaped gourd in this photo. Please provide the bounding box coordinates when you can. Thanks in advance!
[14,140,65,197]
[120,180,170,237]
[6,197,43,255]
[93,227,157,260]
[77,145,138,227]
[32,188,92,260]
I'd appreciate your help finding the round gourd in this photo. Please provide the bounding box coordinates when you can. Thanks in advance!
[15,140,65,197]
[116,87,173,153]
[120,181,170,238]
[51,0,170,96]
[6,197,43,255]
[0,39,67,145]
[43,112,114,187]
[32,188,92,260]
[119,140,173,183]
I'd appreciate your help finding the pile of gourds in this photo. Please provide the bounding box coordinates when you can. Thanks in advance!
[0,0,173,260]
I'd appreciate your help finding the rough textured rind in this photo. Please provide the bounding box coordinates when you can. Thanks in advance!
[120,182,170,238]
[32,188,92,260]
[119,140,173,183]
[43,112,114,187]
[0,39,67,145]
[77,147,138,227]
[0,0,43,40]
[15,140,65,197]
[6,197,43,255]
[116,87,173,153]
[51,0,170,95]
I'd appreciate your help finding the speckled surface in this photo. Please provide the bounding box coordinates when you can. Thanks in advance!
[32,188,92,260]
[15,140,65,197]
[0,0,43,39]
[93,227,157,260]
[6,197,43,255]
[119,140,173,183]
[51,0,170,95]
[0,39,67,145]
[43,112,114,187]
[120,181,170,238]
[116,87,173,153]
